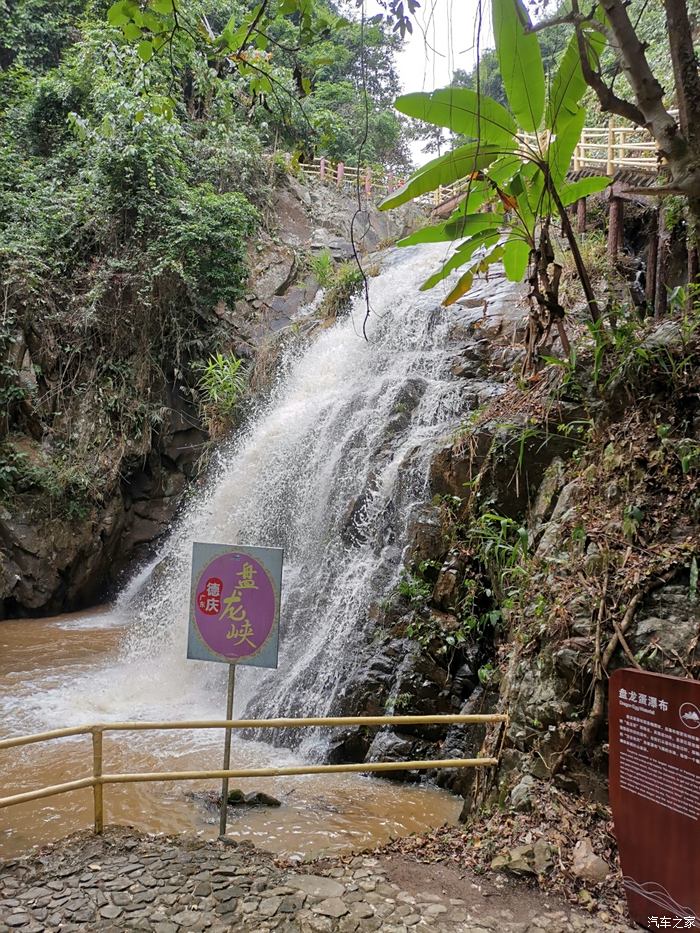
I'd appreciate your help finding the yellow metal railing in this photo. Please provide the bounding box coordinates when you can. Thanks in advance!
[0,713,508,836]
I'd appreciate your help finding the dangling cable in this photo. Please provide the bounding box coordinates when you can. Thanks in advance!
[349,0,374,341]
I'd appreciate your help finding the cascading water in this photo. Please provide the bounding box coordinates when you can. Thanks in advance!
[29,242,506,735]
[1,242,516,857]
[120,242,477,735]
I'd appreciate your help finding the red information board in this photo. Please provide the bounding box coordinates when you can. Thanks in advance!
[609,669,700,928]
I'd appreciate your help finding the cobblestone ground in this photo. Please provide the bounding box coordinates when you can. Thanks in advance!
[0,829,636,932]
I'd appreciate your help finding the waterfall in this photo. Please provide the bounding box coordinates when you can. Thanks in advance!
[121,244,480,730]
[22,244,511,740]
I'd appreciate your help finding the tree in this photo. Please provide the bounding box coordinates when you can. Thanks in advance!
[543,0,700,244]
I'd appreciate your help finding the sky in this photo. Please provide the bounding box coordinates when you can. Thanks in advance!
[364,0,494,165]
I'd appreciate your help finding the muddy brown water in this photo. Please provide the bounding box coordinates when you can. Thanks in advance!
[0,608,462,860]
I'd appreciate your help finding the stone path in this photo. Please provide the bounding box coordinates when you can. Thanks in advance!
[0,829,636,932]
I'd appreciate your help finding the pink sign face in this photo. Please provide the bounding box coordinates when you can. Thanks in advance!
[192,552,276,662]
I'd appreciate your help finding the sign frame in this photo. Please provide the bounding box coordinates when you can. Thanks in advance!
[187,542,283,669]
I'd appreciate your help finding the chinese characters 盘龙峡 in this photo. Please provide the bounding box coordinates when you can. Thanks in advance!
[219,562,259,648]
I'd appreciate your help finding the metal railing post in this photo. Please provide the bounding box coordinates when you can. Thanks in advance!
[92,727,103,835]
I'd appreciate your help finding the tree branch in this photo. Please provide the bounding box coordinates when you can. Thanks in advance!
[571,0,645,126]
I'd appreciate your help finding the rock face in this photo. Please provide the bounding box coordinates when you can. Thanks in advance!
[0,176,418,618]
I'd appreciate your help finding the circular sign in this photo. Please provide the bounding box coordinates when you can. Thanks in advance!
[679,701,700,730]
[192,552,276,662]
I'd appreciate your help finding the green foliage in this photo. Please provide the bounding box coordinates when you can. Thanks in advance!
[492,0,544,132]
[380,0,608,307]
[105,0,410,169]
[194,353,247,416]
[397,570,432,605]
[0,442,96,519]
[160,187,259,312]
[468,511,528,599]
[318,259,364,318]
[309,248,334,287]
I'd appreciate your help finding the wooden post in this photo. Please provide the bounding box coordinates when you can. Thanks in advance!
[608,196,623,260]
[577,197,587,234]
[607,117,615,176]
[336,162,344,186]
[319,157,326,182]
[92,728,103,835]
[218,665,236,838]
[387,172,394,193]
[364,168,372,197]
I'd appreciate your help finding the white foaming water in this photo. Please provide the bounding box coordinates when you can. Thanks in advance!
[11,244,499,746]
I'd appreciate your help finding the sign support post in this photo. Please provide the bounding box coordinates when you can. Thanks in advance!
[219,664,236,838]
[187,542,283,841]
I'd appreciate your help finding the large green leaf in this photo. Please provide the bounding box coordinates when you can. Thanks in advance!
[507,162,544,234]
[547,23,607,131]
[420,232,503,290]
[559,175,611,206]
[502,236,531,281]
[399,212,498,246]
[378,144,501,210]
[486,154,522,186]
[397,181,492,245]
[443,246,506,306]
[492,0,544,132]
[547,106,586,187]
[395,88,517,147]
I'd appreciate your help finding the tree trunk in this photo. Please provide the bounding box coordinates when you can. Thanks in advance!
[646,211,659,309]
[654,206,671,317]
[608,197,623,261]
[663,0,700,152]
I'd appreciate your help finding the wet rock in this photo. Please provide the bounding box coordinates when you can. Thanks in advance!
[627,581,700,677]
[403,504,444,566]
[364,731,425,781]
[432,415,579,521]
[529,457,566,542]
[325,726,375,765]
[436,687,495,799]
[534,479,582,561]
[432,548,467,610]
[243,792,282,807]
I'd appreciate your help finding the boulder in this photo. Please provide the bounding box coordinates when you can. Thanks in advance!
[509,774,536,812]
[226,789,281,807]
[364,730,426,781]
[571,838,609,884]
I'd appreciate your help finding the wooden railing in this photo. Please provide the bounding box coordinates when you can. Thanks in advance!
[296,115,666,208]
